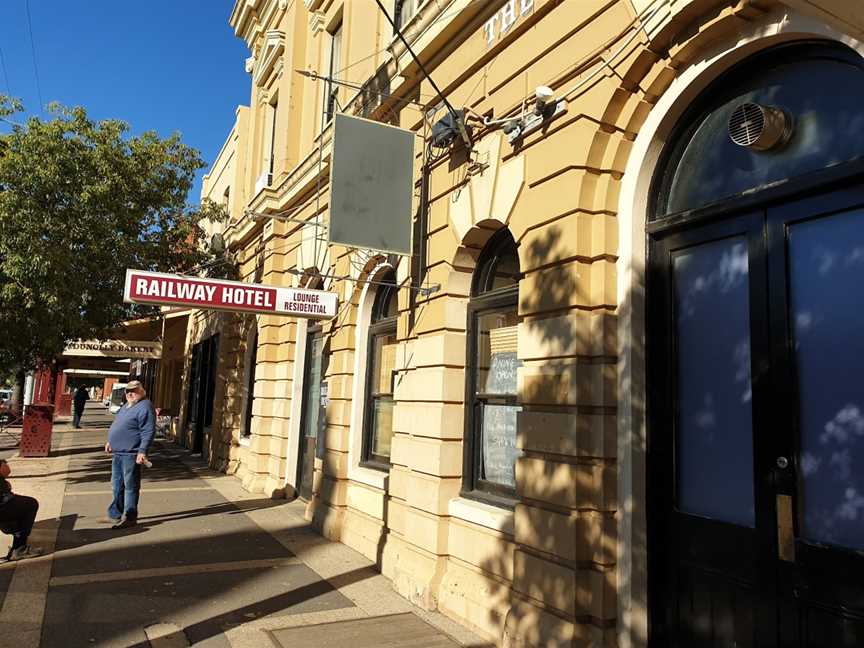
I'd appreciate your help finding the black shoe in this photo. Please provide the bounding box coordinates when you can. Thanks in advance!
[8,545,44,561]
[112,518,137,529]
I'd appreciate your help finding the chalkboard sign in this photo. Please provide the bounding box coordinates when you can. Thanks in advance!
[482,403,521,488]
[484,351,519,395]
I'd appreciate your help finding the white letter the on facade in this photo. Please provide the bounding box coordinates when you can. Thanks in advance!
[500,0,517,33]
[483,14,499,44]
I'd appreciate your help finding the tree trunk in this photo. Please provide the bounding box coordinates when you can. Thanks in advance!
[10,369,25,411]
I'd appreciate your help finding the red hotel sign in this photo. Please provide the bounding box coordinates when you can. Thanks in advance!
[124,269,338,319]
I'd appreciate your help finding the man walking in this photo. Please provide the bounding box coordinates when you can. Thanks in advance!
[72,385,89,428]
[104,380,154,529]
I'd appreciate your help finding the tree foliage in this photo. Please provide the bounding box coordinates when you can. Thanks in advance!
[0,97,225,373]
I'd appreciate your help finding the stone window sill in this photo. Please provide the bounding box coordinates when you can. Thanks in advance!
[348,464,388,491]
[448,496,514,536]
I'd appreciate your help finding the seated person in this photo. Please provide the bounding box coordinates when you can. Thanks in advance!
[0,458,43,561]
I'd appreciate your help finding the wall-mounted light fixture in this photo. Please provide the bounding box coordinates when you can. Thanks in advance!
[534,86,554,116]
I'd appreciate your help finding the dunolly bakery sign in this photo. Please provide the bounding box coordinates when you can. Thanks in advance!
[124,269,338,319]
[64,340,162,359]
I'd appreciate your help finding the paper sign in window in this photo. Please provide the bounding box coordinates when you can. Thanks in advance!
[378,343,397,395]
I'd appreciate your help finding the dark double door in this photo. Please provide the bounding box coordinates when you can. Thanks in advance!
[650,186,864,646]
[187,334,220,456]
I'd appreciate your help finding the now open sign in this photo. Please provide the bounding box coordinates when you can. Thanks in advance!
[123,269,338,319]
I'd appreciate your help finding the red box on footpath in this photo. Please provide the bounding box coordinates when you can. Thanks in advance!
[20,404,55,457]
[57,393,72,417]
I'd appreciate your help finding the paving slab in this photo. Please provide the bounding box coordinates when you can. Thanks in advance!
[0,566,13,611]
[53,484,296,577]
[43,563,353,648]
[269,612,462,648]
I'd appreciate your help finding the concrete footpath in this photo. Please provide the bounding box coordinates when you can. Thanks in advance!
[0,403,490,648]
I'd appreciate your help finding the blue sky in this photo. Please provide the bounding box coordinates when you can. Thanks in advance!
[0,0,250,202]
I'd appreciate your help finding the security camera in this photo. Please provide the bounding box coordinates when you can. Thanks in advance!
[501,118,522,134]
[534,85,555,116]
[502,118,523,144]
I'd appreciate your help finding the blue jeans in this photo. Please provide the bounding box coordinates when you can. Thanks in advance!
[108,454,141,521]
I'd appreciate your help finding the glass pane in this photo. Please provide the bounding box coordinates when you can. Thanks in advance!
[662,55,864,216]
[370,396,394,459]
[476,310,519,395]
[490,249,520,291]
[674,237,755,526]
[384,288,398,319]
[789,210,864,550]
[372,277,398,323]
[481,403,521,490]
[303,335,324,439]
[371,331,397,395]
[399,0,417,26]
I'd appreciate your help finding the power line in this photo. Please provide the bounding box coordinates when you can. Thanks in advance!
[24,0,44,113]
[0,46,11,96]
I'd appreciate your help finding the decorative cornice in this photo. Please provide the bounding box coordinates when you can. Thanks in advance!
[309,11,326,35]
[244,56,255,74]
[253,29,285,86]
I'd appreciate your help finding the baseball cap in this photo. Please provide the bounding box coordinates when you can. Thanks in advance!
[125,380,143,391]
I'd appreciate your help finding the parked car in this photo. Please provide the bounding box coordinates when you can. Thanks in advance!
[108,383,128,415]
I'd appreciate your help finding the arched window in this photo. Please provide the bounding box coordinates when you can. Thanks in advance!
[464,229,521,500]
[653,42,864,218]
[361,271,399,468]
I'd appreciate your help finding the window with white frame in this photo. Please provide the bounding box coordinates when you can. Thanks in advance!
[326,22,342,122]
[264,95,278,180]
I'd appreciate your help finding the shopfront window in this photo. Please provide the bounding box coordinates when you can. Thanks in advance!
[464,229,522,500]
[654,44,864,218]
[362,271,398,469]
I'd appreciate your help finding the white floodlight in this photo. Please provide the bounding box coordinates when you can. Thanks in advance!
[534,86,555,116]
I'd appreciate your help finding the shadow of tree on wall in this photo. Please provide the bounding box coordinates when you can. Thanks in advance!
[462,223,646,646]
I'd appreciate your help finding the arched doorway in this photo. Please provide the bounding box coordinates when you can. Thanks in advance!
[647,42,864,646]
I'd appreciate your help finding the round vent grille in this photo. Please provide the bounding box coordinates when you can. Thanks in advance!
[728,103,792,151]
[728,103,765,146]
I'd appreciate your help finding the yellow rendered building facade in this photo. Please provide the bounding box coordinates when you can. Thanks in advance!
[171,1,864,645]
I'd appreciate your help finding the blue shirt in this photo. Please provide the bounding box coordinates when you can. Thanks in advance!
[107,398,155,454]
